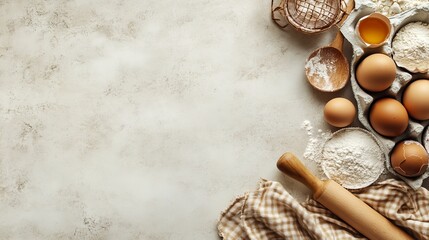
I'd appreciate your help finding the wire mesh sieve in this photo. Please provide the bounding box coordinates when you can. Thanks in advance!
[272,0,347,34]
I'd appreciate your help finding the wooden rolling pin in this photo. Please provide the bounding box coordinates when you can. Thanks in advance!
[277,152,413,240]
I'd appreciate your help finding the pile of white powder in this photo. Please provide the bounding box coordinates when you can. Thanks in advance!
[301,121,385,189]
[322,129,385,189]
[370,0,428,16]
[301,120,331,168]
[392,22,429,73]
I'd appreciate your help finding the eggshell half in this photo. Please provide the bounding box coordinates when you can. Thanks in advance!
[390,140,429,177]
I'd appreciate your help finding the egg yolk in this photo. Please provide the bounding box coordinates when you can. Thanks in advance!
[358,17,389,44]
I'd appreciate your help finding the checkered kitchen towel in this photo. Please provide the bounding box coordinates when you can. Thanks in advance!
[218,179,429,239]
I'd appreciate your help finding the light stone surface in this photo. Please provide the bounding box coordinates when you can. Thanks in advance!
[0,0,398,239]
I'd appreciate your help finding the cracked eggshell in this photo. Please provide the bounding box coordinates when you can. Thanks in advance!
[341,1,429,189]
[356,13,392,48]
[390,140,429,177]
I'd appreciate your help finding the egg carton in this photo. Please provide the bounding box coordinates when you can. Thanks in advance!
[340,1,429,189]
[424,128,429,156]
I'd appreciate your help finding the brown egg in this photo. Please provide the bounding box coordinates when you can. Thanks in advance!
[369,98,408,137]
[402,79,429,120]
[356,53,396,92]
[324,98,356,127]
[390,140,429,177]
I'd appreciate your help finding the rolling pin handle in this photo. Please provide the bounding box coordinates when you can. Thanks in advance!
[277,152,324,194]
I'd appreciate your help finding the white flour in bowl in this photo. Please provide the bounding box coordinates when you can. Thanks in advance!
[321,128,385,189]
[301,121,386,189]
[392,21,429,73]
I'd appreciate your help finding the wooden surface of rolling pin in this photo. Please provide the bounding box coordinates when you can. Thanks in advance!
[277,152,413,240]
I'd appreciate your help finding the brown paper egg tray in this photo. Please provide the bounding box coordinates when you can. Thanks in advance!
[340,1,429,189]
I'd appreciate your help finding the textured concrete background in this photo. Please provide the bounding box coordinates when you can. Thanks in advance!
[0,0,382,239]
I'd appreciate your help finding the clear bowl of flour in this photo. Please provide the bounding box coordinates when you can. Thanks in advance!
[321,128,386,189]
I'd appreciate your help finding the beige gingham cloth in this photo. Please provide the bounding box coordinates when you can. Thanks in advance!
[217,179,429,239]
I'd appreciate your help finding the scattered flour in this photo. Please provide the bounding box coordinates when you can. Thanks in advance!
[301,120,332,170]
[392,22,429,73]
[322,128,385,189]
[370,0,429,16]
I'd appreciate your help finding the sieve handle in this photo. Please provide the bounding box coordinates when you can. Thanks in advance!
[271,0,289,29]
